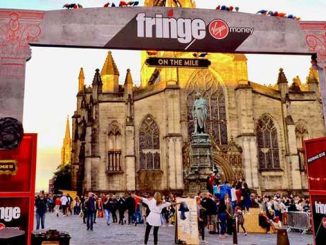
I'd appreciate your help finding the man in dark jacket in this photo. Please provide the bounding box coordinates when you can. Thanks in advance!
[117,195,126,225]
[125,193,136,225]
[85,192,96,231]
[35,192,47,229]
[201,194,218,234]
[109,195,118,223]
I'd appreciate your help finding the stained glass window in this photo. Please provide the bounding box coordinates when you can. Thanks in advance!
[139,115,160,170]
[186,70,228,145]
[256,114,280,169]
[107,121,122,172]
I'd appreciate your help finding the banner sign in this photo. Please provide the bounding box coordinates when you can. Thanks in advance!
[176,197,199,245]
[304,137,326,191]
[17,7,310,54]
[0,134,37,245]
[304,137,326,245]
[145,57,210,68]
[310,195,326,245]
[0,160,17,175]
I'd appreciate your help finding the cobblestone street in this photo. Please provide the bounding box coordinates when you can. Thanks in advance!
[34,212,313,245]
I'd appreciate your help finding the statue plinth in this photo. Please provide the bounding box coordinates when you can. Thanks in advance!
[185,133,216,194]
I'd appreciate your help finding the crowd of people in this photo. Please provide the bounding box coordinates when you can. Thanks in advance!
[35,176,311,243]
[202,174,311,238]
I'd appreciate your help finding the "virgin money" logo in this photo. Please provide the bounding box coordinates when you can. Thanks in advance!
[136,13,254,44]
[209,19,229,39]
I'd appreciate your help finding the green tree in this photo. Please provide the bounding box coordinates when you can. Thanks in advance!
[53,164,71,192]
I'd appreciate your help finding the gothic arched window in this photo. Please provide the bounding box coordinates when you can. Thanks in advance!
[295,121,309,171]
[186,70,228,145]
[107,121,122,173]
[256,114,280,170]
[139,115,160,170]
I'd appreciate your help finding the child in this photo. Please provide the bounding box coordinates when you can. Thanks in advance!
[234,206,247,235]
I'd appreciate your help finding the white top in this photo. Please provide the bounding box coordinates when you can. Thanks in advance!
[231,188,237,202]
[142,198,171,227]
[60,196,68,205]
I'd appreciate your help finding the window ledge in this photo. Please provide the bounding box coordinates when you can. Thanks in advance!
[137,169,163,174]
[259,169,284,176]
[106,170,124,175]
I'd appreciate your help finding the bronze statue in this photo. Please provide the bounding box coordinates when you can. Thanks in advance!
[192,92,208,134]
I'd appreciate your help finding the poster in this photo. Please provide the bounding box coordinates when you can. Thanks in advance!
[176,197,199,245]
[304,137,326,245]
[0,134,37,245]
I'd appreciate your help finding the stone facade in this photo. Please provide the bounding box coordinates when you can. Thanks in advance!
[70,50,325,195]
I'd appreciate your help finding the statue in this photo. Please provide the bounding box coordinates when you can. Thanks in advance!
[192,92,208,134]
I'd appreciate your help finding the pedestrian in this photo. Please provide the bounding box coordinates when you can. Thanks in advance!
[241,182,251,212]
[60,194,68,216]
[67,194,73,215]
[201,193,217,234]
[132,192,173,245]
[196,196,207,243]
[74,196,81,215]
[117,195,126,225]
[35,192,47,230]
[103,194,111,225]
[47,194,54,213]
[54,196,61,217]
[218,199,227,239]
[125,193,136,225]
[234,206,247,235]
[110,195,118,223]
[85,192,96,231]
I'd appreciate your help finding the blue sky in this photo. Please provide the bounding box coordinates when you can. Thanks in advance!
[1,0,325,191]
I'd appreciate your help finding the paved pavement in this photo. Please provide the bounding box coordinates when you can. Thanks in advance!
[34,212,313,245]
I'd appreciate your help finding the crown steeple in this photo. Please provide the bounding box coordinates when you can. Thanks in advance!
[145,0,195,7]
[101,51,120,76]
[101,51,120,92]
[78,67,85,92]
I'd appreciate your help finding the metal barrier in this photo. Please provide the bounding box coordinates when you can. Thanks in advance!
[286,211,311,234]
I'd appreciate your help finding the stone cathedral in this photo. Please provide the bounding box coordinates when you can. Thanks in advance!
[69,0,325,195]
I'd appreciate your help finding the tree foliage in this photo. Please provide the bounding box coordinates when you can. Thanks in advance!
[53,164,71,192]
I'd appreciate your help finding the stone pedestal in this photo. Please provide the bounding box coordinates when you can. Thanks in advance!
[185,133,216,194]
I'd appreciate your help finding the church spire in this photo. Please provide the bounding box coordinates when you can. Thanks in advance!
[92,68,102,86]
[64,116,71,145]
[124,69,133,95]
[124,69,133,86]
[101,51,120,93]
[78,67,85,92]
[277,68,289,102]
[277,68,288,84]
[101,51,120,76]
[307,67,319,84]
[61,116,72,165]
